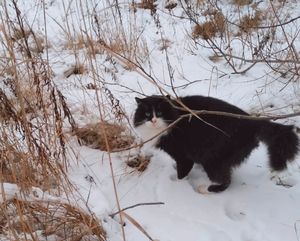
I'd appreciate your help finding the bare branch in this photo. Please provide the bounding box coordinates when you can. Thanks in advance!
[110,202,165,218]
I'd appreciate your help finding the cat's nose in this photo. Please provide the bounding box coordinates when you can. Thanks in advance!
[151,118,157,124]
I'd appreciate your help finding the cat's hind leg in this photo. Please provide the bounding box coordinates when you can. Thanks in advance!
[176,158,194,179]
[198,163,232,193]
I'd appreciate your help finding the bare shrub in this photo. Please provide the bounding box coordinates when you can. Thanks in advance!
[185,0,299,80]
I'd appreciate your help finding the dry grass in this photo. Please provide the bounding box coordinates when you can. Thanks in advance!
[93,17,150,67]
[231,0,253,6]
[165,1,177,10]
[157,38,173,51]
[0,198,106,241]
[10,27,31,42]
[64,34,87,50]
[74,121,135,151]
[134,0,157,14]
[126,154,151,172]
[0,0,298,240]
[10,27,47,53]
[192,11,226,40]
[238,10,262,34]
[0,148,58,192]
[64,63,86,78]
[208,54,223,63]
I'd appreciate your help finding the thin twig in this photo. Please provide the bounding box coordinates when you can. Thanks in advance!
[110,202,165,218]
[122,212,155,241]
[226,15,300,29]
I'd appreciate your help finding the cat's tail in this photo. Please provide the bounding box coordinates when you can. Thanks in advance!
[258,121,299,170]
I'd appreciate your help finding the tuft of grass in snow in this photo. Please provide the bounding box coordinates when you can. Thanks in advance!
[126,154,151,173]
[74,122,135,151]
[192,11,226,40]
[231,0,253,7]
[237,10,263,34]
[64,63,86,78]
[0,198,106,241]
[134,0,157,14]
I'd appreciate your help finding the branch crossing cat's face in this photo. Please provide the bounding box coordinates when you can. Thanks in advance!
[133,96,177,146]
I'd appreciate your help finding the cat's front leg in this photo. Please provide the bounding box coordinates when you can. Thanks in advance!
[176,159,194,179]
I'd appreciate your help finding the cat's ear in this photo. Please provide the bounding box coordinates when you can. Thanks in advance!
[135,97,143,104]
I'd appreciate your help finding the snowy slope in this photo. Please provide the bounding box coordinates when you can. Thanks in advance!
[1,0,300,241]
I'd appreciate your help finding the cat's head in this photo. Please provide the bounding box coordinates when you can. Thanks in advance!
[133,95,178,130]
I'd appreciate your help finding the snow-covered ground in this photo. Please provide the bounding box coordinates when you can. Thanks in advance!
[1,0,300,240]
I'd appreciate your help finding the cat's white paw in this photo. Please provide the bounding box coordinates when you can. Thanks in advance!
[197,184,211,194]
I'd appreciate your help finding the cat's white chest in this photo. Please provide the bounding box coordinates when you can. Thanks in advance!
[135,119,168,147]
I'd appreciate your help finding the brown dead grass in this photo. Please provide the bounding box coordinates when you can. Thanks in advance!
[0,198,106,241]
[231,0,253,6]
[157,38,172,51]
[64,34,87,50]
[192,11,226,40]
[0,148,59,192]
[208,54,223,63]
[165,1,177,10]
[11,28,31,42]
[10,28,47,53]
[64,63,86,78]
[238,10,262,34]
[126,154,151,172]
[74,121,134,151]
[134,0,157,13]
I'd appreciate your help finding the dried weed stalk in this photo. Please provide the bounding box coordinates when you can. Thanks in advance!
[0,0,76,201]
[0,198,106,241]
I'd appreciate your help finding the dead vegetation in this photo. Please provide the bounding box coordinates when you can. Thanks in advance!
[126,154,151,173]
[0,198,106,241]
[231,0,253,6]
[238,10,262,34]
[0,148,58,192]
[0,1,108,240]
[134,0,157,14]
[192,11,226,40]
[1,0,300,240]
[187,0,300,80]
[74,122,135,151]
[64,63,86,78]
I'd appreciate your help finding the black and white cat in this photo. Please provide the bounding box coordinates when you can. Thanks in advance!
[133,95,299,193]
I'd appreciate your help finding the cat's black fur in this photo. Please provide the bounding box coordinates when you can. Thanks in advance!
[133,95,299,192]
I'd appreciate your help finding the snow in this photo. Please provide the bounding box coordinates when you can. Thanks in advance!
[1,0,300,240]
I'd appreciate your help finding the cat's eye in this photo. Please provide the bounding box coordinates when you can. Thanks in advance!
[145,112,151,117]
[156,111,162,117]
